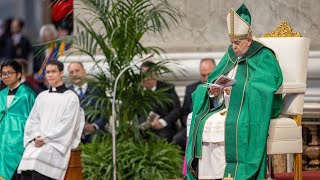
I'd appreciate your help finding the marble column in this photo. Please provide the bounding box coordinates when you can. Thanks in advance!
[304,124,320,170]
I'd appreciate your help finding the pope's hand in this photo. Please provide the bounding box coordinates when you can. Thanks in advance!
[224,86,232,95]
[209,86,222,96]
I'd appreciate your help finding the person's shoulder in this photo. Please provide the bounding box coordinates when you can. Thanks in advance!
[21,35,31,42]
[157,81,175,88]
[86,83,100,94]
[20,84,36,95]
[64,89,81,102]
[259,46,274,53]
[187,81,201,89]
[37,89,49,97]
[256,47,277,61]
[67,84,74,90]
[0,86,7,94]
[64,89,79,96]
[252,40,274,55]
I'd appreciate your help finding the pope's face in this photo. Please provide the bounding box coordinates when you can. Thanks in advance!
[230,38,252,57]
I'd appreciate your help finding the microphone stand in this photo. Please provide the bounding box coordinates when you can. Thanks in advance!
[111,54,154,180]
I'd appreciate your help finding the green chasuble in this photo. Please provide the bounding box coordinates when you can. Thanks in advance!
[0,84,36,180]
[186,40,283,180]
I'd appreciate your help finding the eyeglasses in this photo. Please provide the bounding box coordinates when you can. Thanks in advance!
[0,71,17,78]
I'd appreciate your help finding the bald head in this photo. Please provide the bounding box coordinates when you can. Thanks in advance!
[199,58,216,83]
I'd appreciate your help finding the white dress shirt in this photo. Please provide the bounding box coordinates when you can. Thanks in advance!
[73,82,88,96]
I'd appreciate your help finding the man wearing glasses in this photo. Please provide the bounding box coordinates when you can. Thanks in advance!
[0,60,36,180]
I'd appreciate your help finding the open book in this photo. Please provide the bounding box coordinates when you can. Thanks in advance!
[205,75,236,88]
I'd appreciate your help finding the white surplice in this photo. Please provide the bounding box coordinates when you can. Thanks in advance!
[17,89,85,180]
[199,63,238,179]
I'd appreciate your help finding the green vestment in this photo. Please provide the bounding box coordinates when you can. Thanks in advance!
[0,84,36,180]
[186,41,283,180]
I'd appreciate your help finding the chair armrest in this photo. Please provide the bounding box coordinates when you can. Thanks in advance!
[275,82,306,94]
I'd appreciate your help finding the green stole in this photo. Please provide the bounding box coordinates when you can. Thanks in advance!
[186,41,283,180]
[0,84,36,180]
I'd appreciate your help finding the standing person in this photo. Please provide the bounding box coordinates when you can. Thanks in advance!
[173,58,216,151]
[186,4,283,180]
[0,60,36,180]
[0,18,12,60]
[68,61,107,143]
[33,24,69,90]
[1,18,32,60]
[140,61,181,142]
[17,61,84,180]
[10,18,32,61]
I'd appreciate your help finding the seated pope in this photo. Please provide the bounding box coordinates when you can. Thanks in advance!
[186,4,283,180]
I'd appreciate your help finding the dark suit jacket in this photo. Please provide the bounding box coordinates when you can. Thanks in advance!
[152,81,181,141]
[69,83,107,133]
[1,35,32,60]
[180,81,201,128]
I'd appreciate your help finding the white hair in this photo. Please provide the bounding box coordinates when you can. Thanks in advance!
[39,24,58,42]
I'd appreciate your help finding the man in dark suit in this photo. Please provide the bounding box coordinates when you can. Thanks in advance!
[1,18,32,61]
[173,58,216,151]
[140,61,181,142]
[68,61,106,143]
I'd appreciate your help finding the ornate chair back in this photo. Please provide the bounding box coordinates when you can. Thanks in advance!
[259,21,310,180]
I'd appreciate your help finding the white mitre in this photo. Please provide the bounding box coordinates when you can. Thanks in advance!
[226,4,252,39]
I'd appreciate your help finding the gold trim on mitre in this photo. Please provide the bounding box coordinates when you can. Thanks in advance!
[227,8,252,39]
[262,20,302,37]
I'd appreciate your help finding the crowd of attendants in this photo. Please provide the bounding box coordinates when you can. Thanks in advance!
[0,17,217,153]
[0,17,72,94]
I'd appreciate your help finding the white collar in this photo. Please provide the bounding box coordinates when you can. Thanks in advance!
[151,84,157,91]
[12,33,22,44]
[73,82,88,92]
[9,82,21,91]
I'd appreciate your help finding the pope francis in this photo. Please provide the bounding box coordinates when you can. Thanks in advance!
[186,4,283,180]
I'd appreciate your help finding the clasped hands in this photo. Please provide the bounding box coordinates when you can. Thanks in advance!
[140,111,163,130]
[34,136,45,147]
[209,86,232,96]
[84,123,96,133]
[149,112,163,130]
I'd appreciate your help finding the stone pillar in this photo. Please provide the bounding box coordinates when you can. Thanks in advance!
[304,124,320,171]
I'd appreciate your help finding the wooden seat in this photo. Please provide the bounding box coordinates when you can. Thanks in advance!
[64,149,83,180]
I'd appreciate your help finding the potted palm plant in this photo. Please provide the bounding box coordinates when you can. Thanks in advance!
[64,0,184,179]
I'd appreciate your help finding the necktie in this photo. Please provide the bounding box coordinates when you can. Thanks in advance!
[79,87,85,99]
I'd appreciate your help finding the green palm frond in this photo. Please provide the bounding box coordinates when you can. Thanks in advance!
[66,0,184,178]
[81,133,183,179]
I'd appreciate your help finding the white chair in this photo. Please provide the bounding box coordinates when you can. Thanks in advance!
[259,22,310,180]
